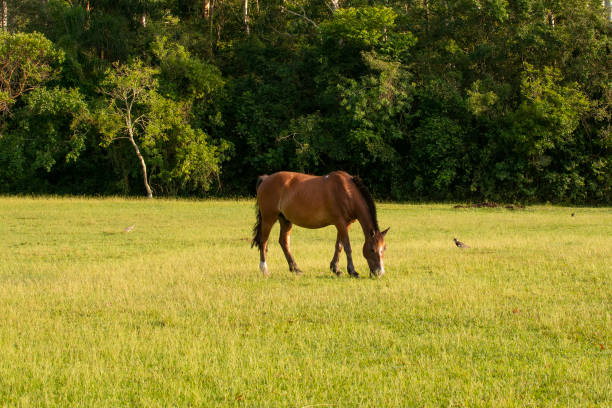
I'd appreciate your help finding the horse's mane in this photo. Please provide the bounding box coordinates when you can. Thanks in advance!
[351,176,379,232]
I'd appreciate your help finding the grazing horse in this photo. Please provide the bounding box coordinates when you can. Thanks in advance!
[251,171,389,278]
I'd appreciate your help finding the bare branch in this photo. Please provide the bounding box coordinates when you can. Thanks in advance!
[133,114,148,129]
[284,5,319,28]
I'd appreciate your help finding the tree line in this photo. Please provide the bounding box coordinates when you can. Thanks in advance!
[0,0,610,203]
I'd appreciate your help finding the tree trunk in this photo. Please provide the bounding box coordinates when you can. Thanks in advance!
[2,1,8,32]
[547,10,555,27]
[203,0,211,18]
[127,125,153,198]
[330,0,339,13]
[244,0,249,35]
[424,0,429,35]
[84,1,91,27]
[207,0,216,50]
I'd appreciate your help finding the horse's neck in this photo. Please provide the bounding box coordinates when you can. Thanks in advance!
[354,198,376,236]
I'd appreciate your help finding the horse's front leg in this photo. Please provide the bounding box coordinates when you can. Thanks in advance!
[329,231,343,276]
[338,225,359,278]
[279,214,301,274]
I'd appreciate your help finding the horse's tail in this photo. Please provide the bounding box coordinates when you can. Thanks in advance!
[251,206,263,249]
[254,175,264,192]
[251,175,268,250]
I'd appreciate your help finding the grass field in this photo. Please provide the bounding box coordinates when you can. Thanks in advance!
[0,197,610,407]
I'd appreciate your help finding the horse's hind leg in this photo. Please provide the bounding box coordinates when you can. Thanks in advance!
[278,214,301,274]
[258,214,277,276]
[329,231,343,276]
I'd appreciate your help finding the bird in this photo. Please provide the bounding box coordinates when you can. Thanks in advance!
[123,224,135,233]
[571,213,575,217]
[453,237,470,248]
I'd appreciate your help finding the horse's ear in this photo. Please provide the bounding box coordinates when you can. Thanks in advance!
[381,227,390,236]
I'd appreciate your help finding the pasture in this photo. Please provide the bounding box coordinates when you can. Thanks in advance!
[0,197,610,407]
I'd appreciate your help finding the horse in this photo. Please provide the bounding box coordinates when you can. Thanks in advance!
[251,171,389,278]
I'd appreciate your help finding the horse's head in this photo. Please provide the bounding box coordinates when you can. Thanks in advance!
[363,227,389,278]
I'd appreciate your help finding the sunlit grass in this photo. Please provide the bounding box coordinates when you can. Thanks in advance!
[0,197,610,407]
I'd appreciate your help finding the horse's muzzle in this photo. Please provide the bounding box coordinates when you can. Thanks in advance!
[370,267,385,278]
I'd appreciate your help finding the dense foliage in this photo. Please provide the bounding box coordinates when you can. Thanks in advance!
[0,0,610,203]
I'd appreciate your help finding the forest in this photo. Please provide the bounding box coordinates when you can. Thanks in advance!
[0,0,610,203]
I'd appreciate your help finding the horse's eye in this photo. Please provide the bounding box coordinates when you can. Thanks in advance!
[371,248,376,254]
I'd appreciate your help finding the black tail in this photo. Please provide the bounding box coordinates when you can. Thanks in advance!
[251,203,263,250]
[255,175,266,191]
[251,175,267,250]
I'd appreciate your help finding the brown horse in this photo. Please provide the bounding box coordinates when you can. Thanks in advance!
[251,171,389,278]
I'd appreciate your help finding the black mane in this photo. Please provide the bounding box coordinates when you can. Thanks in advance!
[351,176,379,232]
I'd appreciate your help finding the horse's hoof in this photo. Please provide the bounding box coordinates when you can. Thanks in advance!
[349,272,360,278]
[330,263,342,276]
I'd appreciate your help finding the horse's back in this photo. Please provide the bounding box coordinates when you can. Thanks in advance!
[257,171,351,198]
[256,171,316,197]
[256,171,354,229]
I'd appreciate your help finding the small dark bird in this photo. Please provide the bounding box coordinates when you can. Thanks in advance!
[571,213,575,217]
[453,237,470,248]
[123,224,135,233]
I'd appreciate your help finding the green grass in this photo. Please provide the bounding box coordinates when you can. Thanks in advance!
[0,197,610,407]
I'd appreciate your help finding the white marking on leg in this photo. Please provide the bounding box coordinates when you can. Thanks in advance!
[260,261,269,276]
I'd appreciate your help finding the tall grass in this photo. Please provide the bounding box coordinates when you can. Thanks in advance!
[0,197,610,407]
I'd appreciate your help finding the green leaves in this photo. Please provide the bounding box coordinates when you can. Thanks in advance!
[467,80,502,118]
[513,64,590,154]
[321,7,396,47]
[320,6,416,58]
[409,117,469,198]
[0,31,64,113]
[0,0,609,202]
[0,86,90,192]
[152,36,224,101]
[25,87,90,167]
[97,58,227,195]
